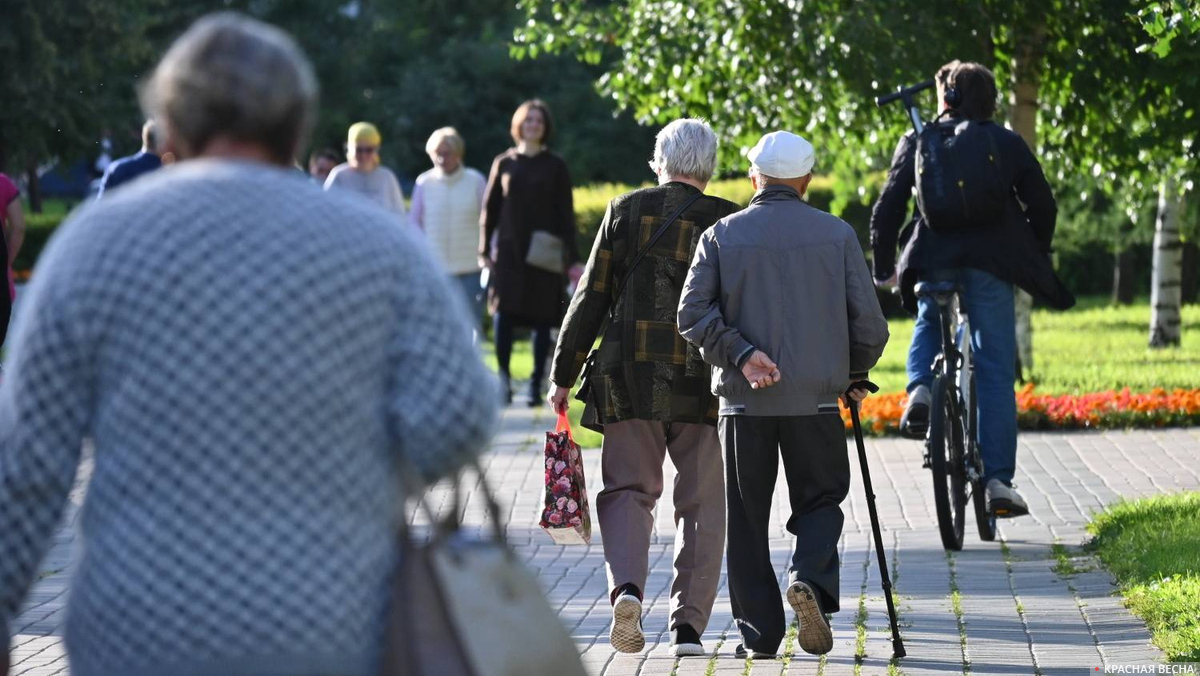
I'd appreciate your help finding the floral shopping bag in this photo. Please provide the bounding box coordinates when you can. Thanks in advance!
[539,412,592,545]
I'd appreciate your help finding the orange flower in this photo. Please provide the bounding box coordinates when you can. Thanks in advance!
[840,385,1200,436]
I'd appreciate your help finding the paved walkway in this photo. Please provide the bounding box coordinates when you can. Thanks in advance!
[8,407,1199,675]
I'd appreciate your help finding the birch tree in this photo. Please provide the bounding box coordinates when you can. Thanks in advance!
[1139,2,1198,347]
[1151,180,1185,345]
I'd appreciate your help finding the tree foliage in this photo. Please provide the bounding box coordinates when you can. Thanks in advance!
[1037,0,1199,238]
[0,0,164,172]
[515,0,1197,232]
[1,0,659,186]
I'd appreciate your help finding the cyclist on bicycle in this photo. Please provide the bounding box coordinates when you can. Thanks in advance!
[869,60,1074,518]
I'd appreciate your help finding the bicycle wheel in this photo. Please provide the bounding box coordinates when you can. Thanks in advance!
[966,371,997,541]
[928,374,967,550]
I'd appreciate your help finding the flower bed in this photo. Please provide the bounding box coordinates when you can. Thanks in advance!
[839,385,1200,435]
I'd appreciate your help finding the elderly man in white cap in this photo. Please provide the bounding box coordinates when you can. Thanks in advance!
[678,131,889,660]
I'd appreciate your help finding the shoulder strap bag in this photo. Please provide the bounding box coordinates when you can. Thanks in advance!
[381,459,588,676]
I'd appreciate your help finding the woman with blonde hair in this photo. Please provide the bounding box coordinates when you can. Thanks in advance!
[481,99,580,404]
[324,121,408,223]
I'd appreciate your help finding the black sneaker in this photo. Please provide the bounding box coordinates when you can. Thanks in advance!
[787,580,833,655]
[900,384,931,439]
[733,644,776,659]
[669,624,704,657]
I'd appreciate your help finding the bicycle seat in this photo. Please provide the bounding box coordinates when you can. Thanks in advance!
[913,281,960,305]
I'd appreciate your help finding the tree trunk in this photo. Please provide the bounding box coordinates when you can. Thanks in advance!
[1112,247,1137,305]
[25,159,43,214]
[1149,180,1184,347]
[1010,20,1046,376]
[1181,241,1198,305]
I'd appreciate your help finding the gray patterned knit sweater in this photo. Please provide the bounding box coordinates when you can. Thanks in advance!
[0,159,498,676]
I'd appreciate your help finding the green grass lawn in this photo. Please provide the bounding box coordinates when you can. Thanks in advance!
[1087,492,1200,662]
[483,299,1200,448]
[870,301,1200,394]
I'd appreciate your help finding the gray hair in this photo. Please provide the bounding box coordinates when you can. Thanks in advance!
[139,13,318,164]
[649,118,718,183]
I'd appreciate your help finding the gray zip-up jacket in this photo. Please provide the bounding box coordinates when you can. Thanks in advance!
[678,184,889,416]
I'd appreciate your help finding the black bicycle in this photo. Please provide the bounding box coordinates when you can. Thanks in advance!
[876,83,996,550]
[915,281,995,551]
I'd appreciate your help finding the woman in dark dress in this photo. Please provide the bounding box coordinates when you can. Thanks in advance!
[480,99,579,404]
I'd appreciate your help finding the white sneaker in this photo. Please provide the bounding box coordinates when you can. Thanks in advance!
[986,479,1029,518]
[669,642,705,657]
[900,384,932,439]
[610,593,645,653]
[669,624,705,657]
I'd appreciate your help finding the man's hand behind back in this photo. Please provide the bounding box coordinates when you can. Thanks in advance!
[742,350,782,390]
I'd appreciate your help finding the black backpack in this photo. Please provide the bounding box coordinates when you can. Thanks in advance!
[915,117,1008,232]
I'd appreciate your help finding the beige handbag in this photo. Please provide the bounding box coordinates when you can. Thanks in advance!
[381,463,587,676]
[525,230,567,274]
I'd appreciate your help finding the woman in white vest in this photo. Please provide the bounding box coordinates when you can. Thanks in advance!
[410,127,488,328]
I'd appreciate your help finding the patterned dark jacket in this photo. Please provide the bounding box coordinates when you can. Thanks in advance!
[550,182,739,427]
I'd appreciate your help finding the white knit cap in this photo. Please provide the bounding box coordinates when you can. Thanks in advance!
[747,131,815,179]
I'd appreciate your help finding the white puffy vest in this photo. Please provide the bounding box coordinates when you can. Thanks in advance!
[419,168,485,275]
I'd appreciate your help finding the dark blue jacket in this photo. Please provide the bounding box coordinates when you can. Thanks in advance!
[98,151,162,197]
[869,120,1075,313]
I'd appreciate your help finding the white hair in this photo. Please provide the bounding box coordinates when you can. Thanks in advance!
[140,12,318,164]
[425,127,465,157]
[648,118,718,183]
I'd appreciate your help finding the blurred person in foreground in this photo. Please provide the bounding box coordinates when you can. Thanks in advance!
[679,131,889,659]
[548,119,738,657]
[481,99,580,405]
[324,121,408,224]
[411,127,487,329]
[0,13,497,676]
[97,120,163,198]
[307,147,339,185]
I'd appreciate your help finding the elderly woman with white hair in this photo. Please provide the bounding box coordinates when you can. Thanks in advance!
[0,13,497,676]
[547,118,738,658]
[410,127,487,326]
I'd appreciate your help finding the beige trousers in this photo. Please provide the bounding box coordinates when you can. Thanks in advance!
[597,419,726,632]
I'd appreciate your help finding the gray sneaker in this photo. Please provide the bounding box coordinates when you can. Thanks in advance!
[986,479,1029,518]
[900,384,932,439]
[787,581,833,655]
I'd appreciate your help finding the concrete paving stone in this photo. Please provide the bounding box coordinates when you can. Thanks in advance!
[8,408,1196,674]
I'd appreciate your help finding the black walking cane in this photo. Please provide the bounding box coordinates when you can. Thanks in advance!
[846,380,907,659]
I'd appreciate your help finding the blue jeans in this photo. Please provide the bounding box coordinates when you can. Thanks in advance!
[907,268,1017,485]
[453,272,485,329]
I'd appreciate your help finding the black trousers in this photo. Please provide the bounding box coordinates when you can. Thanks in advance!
[719,413,850,654]
[492,312,551,383]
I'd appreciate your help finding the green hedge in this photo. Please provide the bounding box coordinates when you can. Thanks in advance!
[14,213,65,274]
[17,179,876,276]
[573,176,875,258]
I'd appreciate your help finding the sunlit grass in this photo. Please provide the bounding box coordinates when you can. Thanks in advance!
[870,301,1200,395]
[1088,492,1200,662]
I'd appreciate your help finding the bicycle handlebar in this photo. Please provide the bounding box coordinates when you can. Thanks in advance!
[875,80,934,107]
